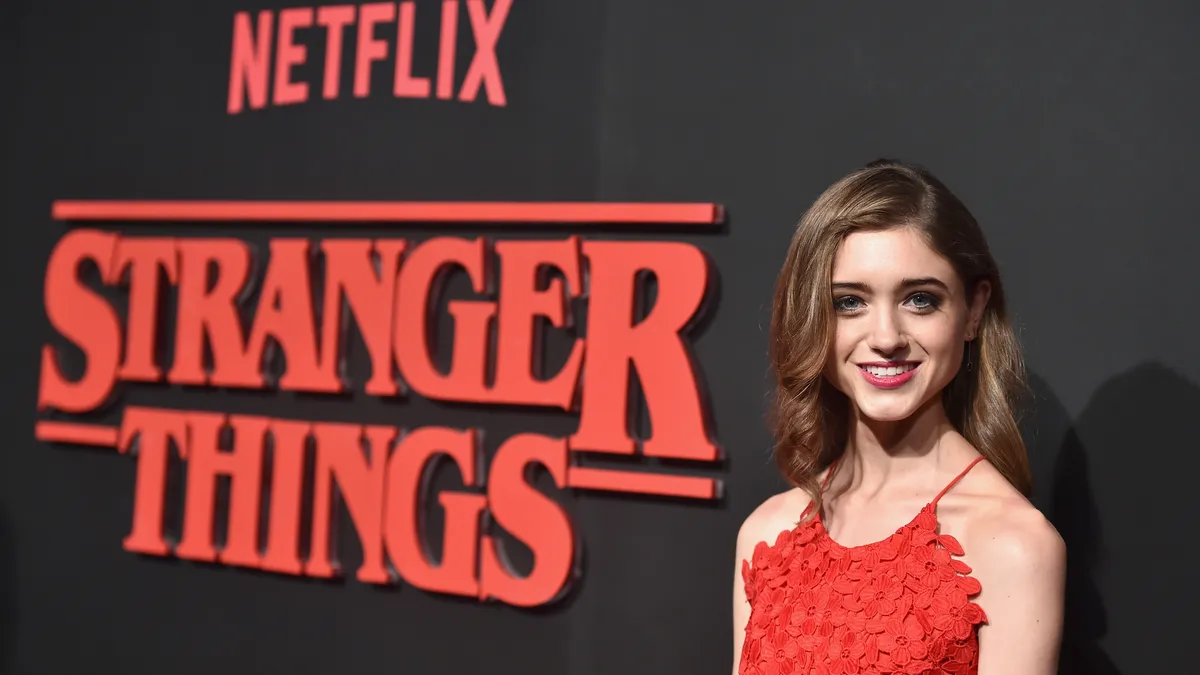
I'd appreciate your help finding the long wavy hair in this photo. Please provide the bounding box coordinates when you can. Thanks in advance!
[769,159,1031,516]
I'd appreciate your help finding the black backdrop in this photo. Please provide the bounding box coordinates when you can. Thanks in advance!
[3,1,1198,673]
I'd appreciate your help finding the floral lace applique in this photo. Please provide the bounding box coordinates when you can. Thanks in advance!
[740,504,987,675]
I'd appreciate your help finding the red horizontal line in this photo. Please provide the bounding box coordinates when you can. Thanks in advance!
[51,200,725,225]
[567,467,718,500]
[35,421,119,448]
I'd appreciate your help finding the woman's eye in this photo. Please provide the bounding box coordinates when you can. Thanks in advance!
[907,292,941,311]
[834,296,864,313]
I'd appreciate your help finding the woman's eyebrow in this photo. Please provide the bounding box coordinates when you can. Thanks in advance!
[899,277,950,291]
[831,281,870,292]
[830,278,950,293]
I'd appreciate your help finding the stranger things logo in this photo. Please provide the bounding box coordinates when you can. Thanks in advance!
[35,200,725,608]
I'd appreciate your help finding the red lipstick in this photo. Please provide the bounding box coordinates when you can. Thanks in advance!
[858,362,920,389]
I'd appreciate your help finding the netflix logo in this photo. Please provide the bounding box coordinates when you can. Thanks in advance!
[36,200,725,607]
[227,0,512,114]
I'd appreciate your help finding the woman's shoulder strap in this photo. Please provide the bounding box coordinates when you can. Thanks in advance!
[931,455,986,506]
[798,460,840,519]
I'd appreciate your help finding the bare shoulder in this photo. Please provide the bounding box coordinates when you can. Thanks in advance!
[735,487,811,564]
[968,500,1065,581]
[945,460,1067,669]
[950,461,1066,585]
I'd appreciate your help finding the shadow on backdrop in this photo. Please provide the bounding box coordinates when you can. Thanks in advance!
[1025,371,1120,675]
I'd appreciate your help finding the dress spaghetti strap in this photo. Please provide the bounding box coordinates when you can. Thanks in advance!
[820,459,839,491]
[931,455,986,507]
[798,459,840,520]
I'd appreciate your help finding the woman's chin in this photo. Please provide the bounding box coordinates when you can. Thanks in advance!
[851,394,922,423]
[857,408,914,423]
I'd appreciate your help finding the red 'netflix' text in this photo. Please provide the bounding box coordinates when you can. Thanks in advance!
[228,1,512,114]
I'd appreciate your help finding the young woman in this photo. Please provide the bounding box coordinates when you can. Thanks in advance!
[733,160,1066,674]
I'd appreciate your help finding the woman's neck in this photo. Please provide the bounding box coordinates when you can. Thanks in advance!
[839,397,957,493]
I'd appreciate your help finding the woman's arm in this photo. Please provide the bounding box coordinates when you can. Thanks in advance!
[731,519,758,675]
[731,490,805,674]
[973,511,1067,675]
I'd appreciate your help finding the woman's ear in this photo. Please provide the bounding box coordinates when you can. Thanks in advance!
[967,280,991,339]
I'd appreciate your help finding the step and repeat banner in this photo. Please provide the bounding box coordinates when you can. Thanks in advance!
[3,1,1198,674]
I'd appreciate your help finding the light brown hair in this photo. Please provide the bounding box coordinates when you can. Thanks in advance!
[769,159,1031,515]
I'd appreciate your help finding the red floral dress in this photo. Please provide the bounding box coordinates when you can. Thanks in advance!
[739,457,987,675]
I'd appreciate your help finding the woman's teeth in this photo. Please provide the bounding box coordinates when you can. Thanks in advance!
[862,364,916,377]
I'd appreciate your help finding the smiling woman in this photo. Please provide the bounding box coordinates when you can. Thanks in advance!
[826,231,982,425]
[733,160,1066,675]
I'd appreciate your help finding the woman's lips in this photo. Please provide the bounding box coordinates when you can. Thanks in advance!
[858,362,920,389]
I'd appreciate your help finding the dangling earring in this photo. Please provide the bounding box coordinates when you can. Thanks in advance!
[965,333,974,372]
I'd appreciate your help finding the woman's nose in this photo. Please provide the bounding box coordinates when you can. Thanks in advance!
[866,308,907,355]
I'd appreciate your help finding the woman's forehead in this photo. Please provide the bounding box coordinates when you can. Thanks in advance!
[832,229,956,284]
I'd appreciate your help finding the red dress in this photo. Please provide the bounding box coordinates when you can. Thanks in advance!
[740,457,987,675]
